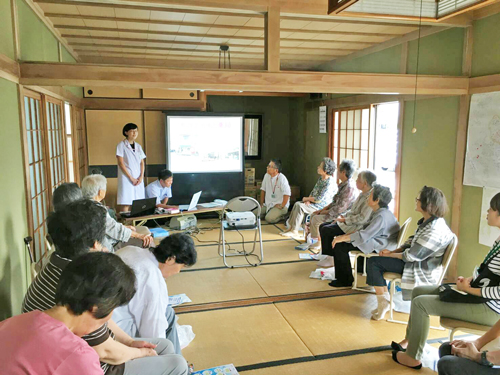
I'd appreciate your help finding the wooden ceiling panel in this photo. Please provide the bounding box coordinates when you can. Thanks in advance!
[182,13,218,23]
[83,19,117,28]
[207,27,238,36]
[49,17,86,27]
[287,32,321,39]
[174,35,205,42]
[244,18,265,27]
[178,25,211,34]
[301,21,339,31]
[148,24,180,32]
[59,28,91,36]
[120,31,153,39]
[233,29,264,37]
[114,8,151,20]
[116,21,149,30]
[280,19,311,28]
[226,38,254,45]
[89,30,120,38]
[147,41,173,48]
[200,36,232,44]
[249,40,265,46]
[149,11,185,21]
[38,3,80,15]
[76,5,115,18]
[280,31,295,38]
[280,40,305,47]
[214,15,251,26]
[147,34,177,41]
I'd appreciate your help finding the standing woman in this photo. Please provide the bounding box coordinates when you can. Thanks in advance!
[116,123,146,212]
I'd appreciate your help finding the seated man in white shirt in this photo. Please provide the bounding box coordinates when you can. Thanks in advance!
[260,158,292,224]
[112,234,197,355]
[145,169,174,209]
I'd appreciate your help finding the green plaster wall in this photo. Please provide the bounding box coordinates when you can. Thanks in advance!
[407,28,464,76]
[0,0,15,59]
[207,96,294,183]
[17,0,59,62]
[0,78,29,319]
[471,12,500,77]
[323,44,402,74]
[61,47,76,63]
[398,97,459,235]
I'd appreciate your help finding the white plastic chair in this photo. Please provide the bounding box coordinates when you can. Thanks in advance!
[385,233,458,324]
[352,217,412,292]
[217,196,264,268]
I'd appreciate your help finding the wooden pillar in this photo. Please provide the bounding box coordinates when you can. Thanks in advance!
[264,6,280,72]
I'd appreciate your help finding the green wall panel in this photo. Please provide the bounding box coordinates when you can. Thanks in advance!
[0,78,29,319]
[0,0,15,59]
[17,0,59,62]
[407,28,464,76]
[61,46,76,63]
[471,13,500,77]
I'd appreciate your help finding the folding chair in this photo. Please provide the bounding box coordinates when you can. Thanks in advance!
[440,317,491,341]
[217,196,264,268]
[352,217,412,292]
[385,233,458,324]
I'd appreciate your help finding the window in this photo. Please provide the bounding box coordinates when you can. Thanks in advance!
[330,102,401,216]
[22,91,50,263]
[45,98,67,191]
[74,108,88,184]
[64,103,75,182]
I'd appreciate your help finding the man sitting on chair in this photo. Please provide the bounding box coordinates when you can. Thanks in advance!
[145,169,175,209]
[260,158,291,224]
[113,234,197,355]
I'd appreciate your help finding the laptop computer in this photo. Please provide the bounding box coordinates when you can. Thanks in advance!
[120,197,157,218]
[179,191,202,212]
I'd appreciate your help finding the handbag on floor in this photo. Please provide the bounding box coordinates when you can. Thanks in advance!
[439,242,500,303]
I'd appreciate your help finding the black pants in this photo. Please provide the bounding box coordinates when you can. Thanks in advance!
[366,256,405,287]
[319,223,345,256]
[438,343,500,375]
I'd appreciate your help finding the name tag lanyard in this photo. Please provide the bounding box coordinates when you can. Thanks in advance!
[271,174,280,199]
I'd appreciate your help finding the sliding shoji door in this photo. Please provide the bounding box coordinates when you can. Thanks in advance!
[45,97,68,193]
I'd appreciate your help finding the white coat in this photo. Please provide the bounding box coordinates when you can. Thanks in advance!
[116,139,146,205]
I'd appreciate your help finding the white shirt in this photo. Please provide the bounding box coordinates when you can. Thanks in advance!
[145,180,172,205]
[260,173,291,211]
[112,246,169,338]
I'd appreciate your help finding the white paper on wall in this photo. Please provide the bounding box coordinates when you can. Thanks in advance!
[479,187,500,246]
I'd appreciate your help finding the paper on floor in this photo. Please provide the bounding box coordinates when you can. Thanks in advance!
[309,267,335,280]
[299,253,319,260]
[191,364,239,375]
[169,293,192,307]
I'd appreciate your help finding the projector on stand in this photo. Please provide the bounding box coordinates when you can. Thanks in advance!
[225,211,256,228]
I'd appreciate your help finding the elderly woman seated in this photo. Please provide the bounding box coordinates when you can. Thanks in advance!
[318,170,377,267]
[82,174,154,251]
[280,157,337,240]
[391,192,500,370]
[327,185,400,288]
[366,186,453,320]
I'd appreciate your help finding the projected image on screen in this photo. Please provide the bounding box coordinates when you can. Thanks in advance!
[167,116,243,173]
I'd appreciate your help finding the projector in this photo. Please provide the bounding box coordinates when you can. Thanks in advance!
[170,215,197,230]
[226,211,256,228]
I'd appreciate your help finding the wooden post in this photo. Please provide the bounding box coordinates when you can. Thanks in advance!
[264,6,280,72]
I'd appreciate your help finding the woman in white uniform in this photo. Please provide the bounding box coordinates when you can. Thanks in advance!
[116,123,146,212]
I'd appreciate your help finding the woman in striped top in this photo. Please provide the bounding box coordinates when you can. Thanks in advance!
[392,192,500,370]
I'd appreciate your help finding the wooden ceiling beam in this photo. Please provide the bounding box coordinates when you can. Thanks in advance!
[265,6,280,71]
[337,11,472,27]
[0,53,20,84]
[469,74,500,94]
[56,25,377,46]
[62,34,360,52]
[82,97,206,110]
[47,13,401,37]
[18,62,469,95]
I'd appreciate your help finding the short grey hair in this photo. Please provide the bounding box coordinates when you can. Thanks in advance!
[358,170,377,187]
[372,184,392,208]
[82,174,107,199]
[321,157,336,176]
[339,159,356,178]
[52,183,83,212]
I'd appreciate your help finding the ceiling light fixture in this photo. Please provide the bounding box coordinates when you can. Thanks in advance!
[219,45,231,69]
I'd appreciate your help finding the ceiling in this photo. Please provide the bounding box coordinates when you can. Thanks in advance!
[33,0,433,70]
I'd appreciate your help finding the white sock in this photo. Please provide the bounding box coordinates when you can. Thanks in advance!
[383,292,390,301]
[372,295,391,321]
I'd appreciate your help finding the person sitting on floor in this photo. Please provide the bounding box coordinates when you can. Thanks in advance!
[366,186,453,320]
[302,159,358,252]
[391,192,500,370]
[280,158,337,240]
[52,182,83,211]
[82,174,153,251]
[1,252,136,375]
[113,234,197,355]
[437,318,500,375]
[260,158,292,224]
[317,170,376,267]
[145,169,175,210]
[327,184,400,288]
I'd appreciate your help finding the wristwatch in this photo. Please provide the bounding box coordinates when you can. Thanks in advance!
[481,350,494,367]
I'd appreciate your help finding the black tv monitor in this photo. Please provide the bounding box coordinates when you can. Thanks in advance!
[164,112,245,204]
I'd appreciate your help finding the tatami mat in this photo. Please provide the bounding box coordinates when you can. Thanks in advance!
[246,262,335,296]
[240,351,437,375]
[179,304,313,370]
[167,267,267,305]
[184,240,313,270]
[274,294,444,356]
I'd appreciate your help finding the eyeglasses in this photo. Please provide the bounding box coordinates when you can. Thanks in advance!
[267,164,276,169]
[415,197,421,202]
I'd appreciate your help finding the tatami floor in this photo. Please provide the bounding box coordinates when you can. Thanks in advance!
[165,220,451,374]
